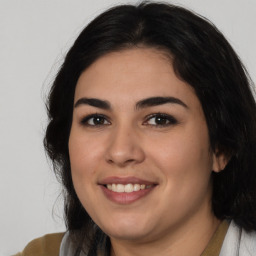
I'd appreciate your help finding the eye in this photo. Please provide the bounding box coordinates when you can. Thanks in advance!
[80,114,110,126]
[143,113,178,127]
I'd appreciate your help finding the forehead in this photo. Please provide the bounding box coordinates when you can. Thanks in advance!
[74,48,198,109]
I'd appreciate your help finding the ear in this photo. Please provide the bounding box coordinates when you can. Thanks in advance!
[212,152,229,173]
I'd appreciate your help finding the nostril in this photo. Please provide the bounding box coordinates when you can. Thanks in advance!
[126,159,135,163]
[107,159,114,164]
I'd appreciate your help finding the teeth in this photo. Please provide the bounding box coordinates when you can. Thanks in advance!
[140,184,146,189]
[112,184,117,192]
[124,184,133,193]
[106,183,152,193]
[116,184,125,192]
[134,184,141,191]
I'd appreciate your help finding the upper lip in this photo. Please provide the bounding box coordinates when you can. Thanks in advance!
[99,176,157,185]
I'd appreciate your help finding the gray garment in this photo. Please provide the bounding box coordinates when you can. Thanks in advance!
[219,221,256,256]
[59,232,79,256]
[60,221,256,256]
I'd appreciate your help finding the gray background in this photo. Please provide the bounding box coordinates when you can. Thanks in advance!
[0,0,255,255]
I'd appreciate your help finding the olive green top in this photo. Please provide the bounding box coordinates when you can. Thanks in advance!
[14,221,229,256]
[201,220,229,256]
[13,232,64,256]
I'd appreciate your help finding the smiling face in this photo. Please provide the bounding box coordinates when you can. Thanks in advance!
[69,48,222,245]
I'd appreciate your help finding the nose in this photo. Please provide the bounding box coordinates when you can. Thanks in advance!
[105,124,145,167]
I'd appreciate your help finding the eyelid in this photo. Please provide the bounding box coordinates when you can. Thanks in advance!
[143,113,178,127]
[80,113,111,126]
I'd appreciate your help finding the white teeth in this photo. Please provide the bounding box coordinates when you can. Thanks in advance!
[134,184,141,191]
[106,183,152,193]
[112,184,117,192]
[124,184,133,193]
[116,184,125,192]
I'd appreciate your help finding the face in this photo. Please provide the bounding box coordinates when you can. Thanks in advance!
[69,48,221,243]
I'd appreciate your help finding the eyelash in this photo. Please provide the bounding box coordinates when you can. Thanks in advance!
[80,113,178,127]
[143,113,178,127]
[80,114,110,126]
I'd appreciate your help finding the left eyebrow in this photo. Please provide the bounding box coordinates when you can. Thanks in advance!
[135,96,188,110]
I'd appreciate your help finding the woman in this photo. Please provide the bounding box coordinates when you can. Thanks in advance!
[16,2,256,255]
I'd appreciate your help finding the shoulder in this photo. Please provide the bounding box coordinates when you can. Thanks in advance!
[14,232,65,256]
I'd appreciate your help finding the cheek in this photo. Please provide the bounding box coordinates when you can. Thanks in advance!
[68,130,105,183]
[147,124,213,187]
[68,131,101,210]
[148,131,213,216]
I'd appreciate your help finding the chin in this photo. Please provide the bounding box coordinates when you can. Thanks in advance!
[106,228,151,241]
[99,216,152,241]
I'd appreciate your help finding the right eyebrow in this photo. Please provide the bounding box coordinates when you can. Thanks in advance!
[74,98,111,110]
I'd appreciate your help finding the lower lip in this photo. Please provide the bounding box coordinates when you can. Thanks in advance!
[100,185,155,204]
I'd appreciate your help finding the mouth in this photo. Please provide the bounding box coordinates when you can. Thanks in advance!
[98,176,157,204]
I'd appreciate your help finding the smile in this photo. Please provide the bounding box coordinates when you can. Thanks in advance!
[106,183,152,193]
[99,177,157,204]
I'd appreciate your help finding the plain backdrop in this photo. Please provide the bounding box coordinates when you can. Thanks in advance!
[0,0,255,255]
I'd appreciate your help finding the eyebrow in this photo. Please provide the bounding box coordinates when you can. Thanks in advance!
[135,96,188,110]
[74,98,111,110]
[74,96,188,110]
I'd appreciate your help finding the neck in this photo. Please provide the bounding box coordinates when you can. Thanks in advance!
[110,210,220,256]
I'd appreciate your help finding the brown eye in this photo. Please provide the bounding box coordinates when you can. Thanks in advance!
[81,114,110,126]
[144,113,178,127]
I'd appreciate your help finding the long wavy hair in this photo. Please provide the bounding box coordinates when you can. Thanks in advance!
[44,1,256,254]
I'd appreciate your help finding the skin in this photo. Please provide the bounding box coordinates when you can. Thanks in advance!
[69,48,226,256]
